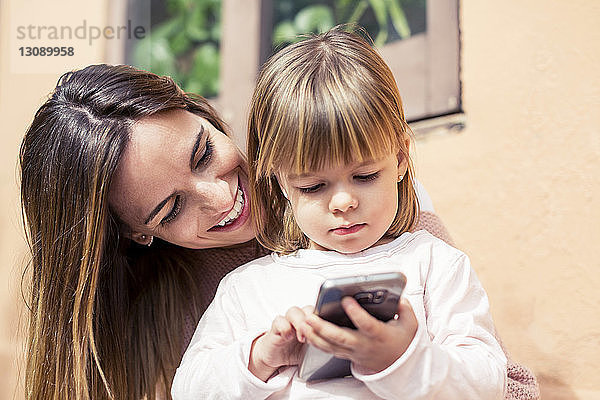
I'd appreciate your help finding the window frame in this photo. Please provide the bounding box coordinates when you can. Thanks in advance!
[258,0,461,123]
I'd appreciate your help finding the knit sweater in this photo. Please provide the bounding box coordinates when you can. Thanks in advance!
[180,211,539,400]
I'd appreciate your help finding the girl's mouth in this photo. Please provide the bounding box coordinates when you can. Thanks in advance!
[330,223,365,235]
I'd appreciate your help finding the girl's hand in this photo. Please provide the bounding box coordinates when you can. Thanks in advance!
[303,297,417,373]
[248,306,312,381]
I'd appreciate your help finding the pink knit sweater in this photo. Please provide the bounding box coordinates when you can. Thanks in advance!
[182,211,539,400]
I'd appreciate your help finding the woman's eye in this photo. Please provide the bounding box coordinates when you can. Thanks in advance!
[355,172,380,182]
[298,183,324,193]
[160,195,182,225]
[195,137,213,169]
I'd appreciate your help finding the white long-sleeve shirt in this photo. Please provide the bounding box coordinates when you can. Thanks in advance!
[172,231,506,399]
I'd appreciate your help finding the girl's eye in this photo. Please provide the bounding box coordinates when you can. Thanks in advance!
[354,172,379,182]
[298,183,324,193]
[195,137,213,169]
[160,195,182,225]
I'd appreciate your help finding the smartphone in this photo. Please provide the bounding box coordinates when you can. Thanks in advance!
[297,271,406,382]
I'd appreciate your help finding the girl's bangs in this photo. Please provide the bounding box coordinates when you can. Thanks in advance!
[262,84,402,176]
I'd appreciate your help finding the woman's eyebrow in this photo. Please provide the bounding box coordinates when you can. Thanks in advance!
[144,193,175,225]
[189,125,205,169]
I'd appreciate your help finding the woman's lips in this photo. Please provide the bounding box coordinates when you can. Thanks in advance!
[330,224,365,235]
[208,176,250,232]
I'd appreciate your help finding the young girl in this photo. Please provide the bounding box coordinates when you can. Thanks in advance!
[172,28,506,399]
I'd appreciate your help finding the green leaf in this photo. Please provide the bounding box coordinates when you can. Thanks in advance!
[294,5,335,34]
[133,36,178,79]
[152,15,185,41]
[131,37,152,70]
[273,20,298,46]
[184,77,205,96]
[186,5,209,41]
[189,43,220,97]
[346,0,369,25]
[167,0,189,14]
[169,29,192,55]
[334,0,354,21]
[366,0,388,46]
[133,0,223,97]
[194,0,216,8]
[210,21,222,41]
[386,0,411,39]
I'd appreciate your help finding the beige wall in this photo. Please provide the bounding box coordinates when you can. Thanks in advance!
[1,0,599,399]
[0,0,115,398]
[415,1,600,399]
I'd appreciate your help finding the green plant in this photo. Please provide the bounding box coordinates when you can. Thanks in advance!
[132,0,221,97]
[272,0,413,48]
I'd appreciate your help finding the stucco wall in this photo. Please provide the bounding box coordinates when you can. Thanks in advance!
[0,1,116,398]
[415,1,600,398]
[1,0,599,399]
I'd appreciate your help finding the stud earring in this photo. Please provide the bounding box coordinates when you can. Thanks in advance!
[141,234,154,247]
[397,175,404,182]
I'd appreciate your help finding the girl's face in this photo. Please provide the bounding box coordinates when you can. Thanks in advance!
[277,152,407,254]
[109,109,255,249]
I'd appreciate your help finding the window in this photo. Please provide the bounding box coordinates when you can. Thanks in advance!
[119,1,461,145]
[126,0,222,98]
[259,0,461,123]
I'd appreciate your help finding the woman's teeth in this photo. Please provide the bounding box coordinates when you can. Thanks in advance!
[215,188,244,227]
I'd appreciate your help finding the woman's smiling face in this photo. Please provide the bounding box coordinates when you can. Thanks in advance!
[109,109,255,249]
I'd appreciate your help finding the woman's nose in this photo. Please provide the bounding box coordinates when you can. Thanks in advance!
[329,189,358,213]
[193,178,234,214]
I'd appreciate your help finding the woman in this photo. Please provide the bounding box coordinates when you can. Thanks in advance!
[20,64,537,399]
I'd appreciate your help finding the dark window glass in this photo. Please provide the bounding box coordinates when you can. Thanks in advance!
[259,0,460,123]
[266,0,426,52]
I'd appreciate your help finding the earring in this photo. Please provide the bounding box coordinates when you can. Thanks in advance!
[141,234,154,247]
[397,175,404,182]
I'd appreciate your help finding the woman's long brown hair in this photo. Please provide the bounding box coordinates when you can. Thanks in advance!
[20,64,227,399]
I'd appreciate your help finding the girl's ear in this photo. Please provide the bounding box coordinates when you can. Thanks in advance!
[397,154,408,182]
[397,137,411,181]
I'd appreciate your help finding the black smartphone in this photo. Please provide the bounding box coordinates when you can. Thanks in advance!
[297,272,406,382]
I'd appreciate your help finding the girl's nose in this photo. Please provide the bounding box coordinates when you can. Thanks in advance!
[329,189,358,213]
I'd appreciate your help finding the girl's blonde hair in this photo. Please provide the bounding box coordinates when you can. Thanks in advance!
[248,27,419,254]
